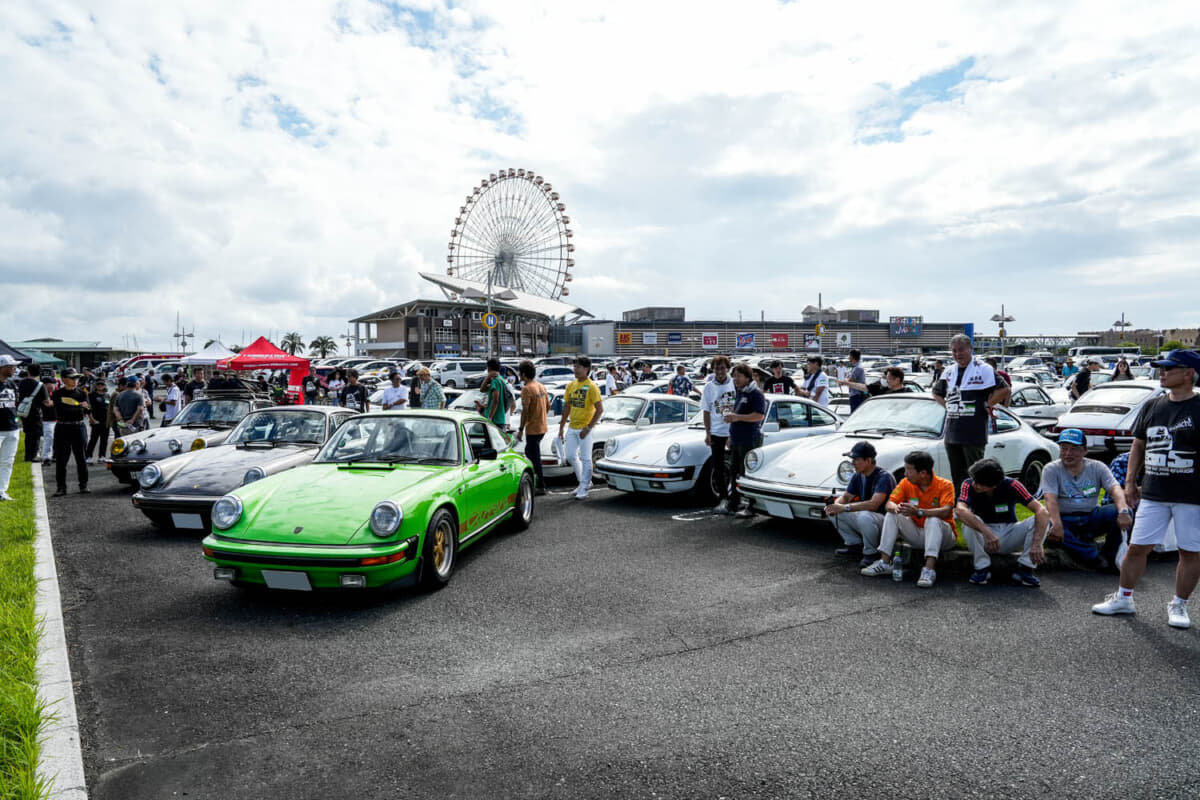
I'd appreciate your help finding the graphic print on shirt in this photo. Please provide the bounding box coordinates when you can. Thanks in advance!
[1145,421,1196,475]
[714,388,736,416]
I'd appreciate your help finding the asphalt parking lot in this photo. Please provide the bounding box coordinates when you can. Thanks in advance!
[48,471,1200,800]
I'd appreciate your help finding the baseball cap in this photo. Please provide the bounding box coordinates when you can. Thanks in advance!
[126,376,139,386]
[0,355,18,367]
[1087,356,1104,365]
[1057,428,1086,447]
[61,369,80,379]
[844,441,877,460]
[1151,349,1200,371]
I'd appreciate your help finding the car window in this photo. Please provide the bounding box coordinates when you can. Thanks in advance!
[465,421,491,460]
[992,409,1020,434]
[764,402,778,424]
[773,402,805,428]
[486,424,508,452]
[810,406,838,427]
[229,411,328,444]
[649,399,687,424]
[317,416,459,463]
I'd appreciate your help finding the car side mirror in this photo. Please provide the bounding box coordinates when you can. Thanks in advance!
[476,447,498,461]
[761,422,780,433]
[635,417,651,428]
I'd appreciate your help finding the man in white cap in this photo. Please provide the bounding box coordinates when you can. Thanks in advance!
[1070,356,1103,401]
[0,355,21,501]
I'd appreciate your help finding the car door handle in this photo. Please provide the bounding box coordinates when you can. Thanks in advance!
[994,443,1006,448]
[499,464,508,472]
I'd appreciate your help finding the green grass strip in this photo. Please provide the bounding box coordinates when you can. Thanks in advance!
[0,436,51,800]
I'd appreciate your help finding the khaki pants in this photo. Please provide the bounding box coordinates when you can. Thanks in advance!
[880,514,955,560]
[963,518,1043,570]
[833,511,885,555]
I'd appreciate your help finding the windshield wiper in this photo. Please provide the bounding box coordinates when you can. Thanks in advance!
[239,440,278,448]
[907,427,942,437]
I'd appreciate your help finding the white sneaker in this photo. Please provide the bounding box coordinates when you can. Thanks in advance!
[1092,592,1136,616]
[860,559,892,577]
[573,486,588,500]
[0,492,12,502]
[917,567,937,588]
[734,505,754,518]
[1168,600,1191,629]
[712,500,730,515]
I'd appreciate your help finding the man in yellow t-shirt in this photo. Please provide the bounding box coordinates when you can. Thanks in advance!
[557,356,604,500]
[860,450,956,587]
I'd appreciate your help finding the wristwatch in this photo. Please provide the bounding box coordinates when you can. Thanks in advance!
[917,508,924,518]
[1118,508,1132,516]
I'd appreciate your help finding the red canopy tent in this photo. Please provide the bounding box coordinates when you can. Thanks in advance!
[217,336,310,401]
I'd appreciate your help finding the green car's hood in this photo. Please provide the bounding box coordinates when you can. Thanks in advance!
[228,462,454,545]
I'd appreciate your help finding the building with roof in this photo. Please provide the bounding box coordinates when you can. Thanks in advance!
[11,338,136,369]
[349,299,555,360]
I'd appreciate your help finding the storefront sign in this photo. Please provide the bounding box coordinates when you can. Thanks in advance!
[668,332,682,344]
[642,332,658,345]
[889,316,923,337]
[702,333,719,350]
[618,332,633,346]
[804,333,820,350]
[770,333,789,349]
[736,333,756,350]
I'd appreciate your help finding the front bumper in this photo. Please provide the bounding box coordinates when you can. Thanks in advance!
[202,533,421,590]
[104,457,156,473]
[593,459,696,493]
[736,476,839,522]
[132,492,220,528]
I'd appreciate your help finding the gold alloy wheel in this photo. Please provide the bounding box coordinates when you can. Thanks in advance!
[432,520,454,577]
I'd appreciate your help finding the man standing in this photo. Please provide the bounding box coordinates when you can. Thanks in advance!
[558,356,603,500]
[17,364,46,462]
[50,369,90,496]
[381,371,410,411]
[669,365,693,397]
[932,333,1010,491]
[161,375,181,426]
[85,380,109,464]
[824,441,896,566]
[797,356,830,407]
[1061,358,1079,379]
[1092,349,1200,628]
[1070,357,1102,401]
[183,368,206,406]
[0,355,21,501]
[301,366,320,406]
[40,375,58,461]
[515,360,549,495]
[113,376,145,436]
[143,371,155,420]
[861,451,956,587]
[417,368,445,409]
[1040,428,1131,571]
[476,358,508,427]
[931,359,945,383]
[839,350,868,412]
[723,363,766,518]
[603,364,618,397]
[636,362,656,383]
[763,360,797,396]
[338,369,370,413]
[701,356,737,513]
[957,458,1050,586]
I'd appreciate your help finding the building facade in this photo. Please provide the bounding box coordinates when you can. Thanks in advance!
[349,299,551,360]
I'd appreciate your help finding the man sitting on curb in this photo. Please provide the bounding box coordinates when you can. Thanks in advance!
[1039,428,1132,572]
[956,458,1050,587]
[861,450,956,588]
[824,441,896,566]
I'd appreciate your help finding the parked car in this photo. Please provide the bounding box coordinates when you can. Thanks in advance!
[594,394,840,500]
[368,385,463,408]
[1049,371,1114,405]
[1007,383,1072,425]
[736,393,1059,523]
[429,359,489,388]
[1049,380,1164,456]
[131,405,358,531]
[618,379,702,401]
[201,410,536,591]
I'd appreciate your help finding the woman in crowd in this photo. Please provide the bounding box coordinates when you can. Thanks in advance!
[1111,359,1135,381]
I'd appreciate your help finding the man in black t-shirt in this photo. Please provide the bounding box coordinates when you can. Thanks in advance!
[51,370,91,495]
[17,364,47,462]
[1093,349,1200,627]
[932,334,1010,491]
[723,363,767,518]
[1070,357,1102,400]
[763,360,797,396]
[183,368,206,405]
[338,369,370,412]
[956,458,1049,587]
[824,441,897,566]
[85,381,110,463]
[301,367,320,405]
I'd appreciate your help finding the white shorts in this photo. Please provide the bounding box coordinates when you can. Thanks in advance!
[1129,499,1200,552]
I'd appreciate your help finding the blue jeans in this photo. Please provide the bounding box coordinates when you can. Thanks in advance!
[1057,505,1125,562]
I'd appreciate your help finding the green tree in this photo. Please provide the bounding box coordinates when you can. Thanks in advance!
[309,336,337,358]
[280,332,306,355]
[1162,340,1186,351]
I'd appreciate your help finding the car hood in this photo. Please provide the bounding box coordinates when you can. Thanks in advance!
[149,443,318,497]
[1055,409,1139,429]
[117,425,235,458]
[603,423,706,465]
[224,462,455,545]
[749,432,932,489]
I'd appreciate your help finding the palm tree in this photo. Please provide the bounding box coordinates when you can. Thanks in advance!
[280,332,305,355]
[309,336,338,358]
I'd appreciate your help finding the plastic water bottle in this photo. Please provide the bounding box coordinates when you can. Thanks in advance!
[892,549,904,582]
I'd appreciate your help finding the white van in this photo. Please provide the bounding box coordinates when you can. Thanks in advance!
[429,360,489,388]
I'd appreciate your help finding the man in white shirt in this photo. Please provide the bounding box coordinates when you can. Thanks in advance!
[604,366,618,397]
[700,355,737,513]
[381,371,410,410]
[161,375,182,426]
[797,355,830,407]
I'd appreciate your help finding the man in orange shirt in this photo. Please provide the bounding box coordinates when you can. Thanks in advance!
[860,450,956,587]
[514,360,550,496]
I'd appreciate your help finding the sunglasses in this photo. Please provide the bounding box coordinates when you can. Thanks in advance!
[1159,365,1184,372]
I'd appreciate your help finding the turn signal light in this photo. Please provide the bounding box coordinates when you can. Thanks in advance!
[360,551,408,566]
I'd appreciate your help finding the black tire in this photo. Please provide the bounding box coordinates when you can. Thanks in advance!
[691,459,722,503]
[420,508,458,590]
[1020,453,1049,495]
[444,380,457,389]
[591,445,607,483]
[508,472,534,532]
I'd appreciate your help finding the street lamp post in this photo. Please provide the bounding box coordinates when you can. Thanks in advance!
[990,305,1015,359]
[1112,313,1132,348]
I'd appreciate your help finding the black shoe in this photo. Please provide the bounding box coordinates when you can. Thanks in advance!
[52,489,67,497]
[79,487,91,494]
[835,545,864,558]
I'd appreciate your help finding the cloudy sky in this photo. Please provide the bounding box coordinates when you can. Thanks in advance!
[2,0,1198,351]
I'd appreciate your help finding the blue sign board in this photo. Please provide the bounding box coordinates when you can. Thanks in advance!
[500,344,517,353]
[434,344,459,352]
[471,344,487,352]
[668,332,682,345]
[736,332,756,350]
[889,316,923,337]
[963,323,974,344]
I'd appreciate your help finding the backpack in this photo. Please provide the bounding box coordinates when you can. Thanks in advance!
[16,381,43,420]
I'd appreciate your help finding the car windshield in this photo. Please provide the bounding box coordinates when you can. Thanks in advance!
[1077,385,1156,406]
[601,396,647,423]
[228,411,328,445]
[174,399,249,427]
[842,397,946,437]
[316,416,460,464]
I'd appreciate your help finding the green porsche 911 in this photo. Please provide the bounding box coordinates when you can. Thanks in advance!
[201,410,535,592]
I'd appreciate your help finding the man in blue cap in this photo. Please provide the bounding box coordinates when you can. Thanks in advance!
[112,376,146,434]
[1040,428,1132,571]
[1093,349,1200,628]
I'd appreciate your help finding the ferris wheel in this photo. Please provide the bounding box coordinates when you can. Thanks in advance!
[447,168,575,299]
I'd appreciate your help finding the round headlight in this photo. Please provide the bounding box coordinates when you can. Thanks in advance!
[131,439,147,454]
[211,496,243,530]
[604,438,618,457]
[168,438,182,453]
[370,501,402,537]
[745,450,762,473]
[666,443,682,465]
[112,439,125,456]
[242,467,265,485]
[837,460,856,484]
[191,438,206,451]
[138,463,162,488]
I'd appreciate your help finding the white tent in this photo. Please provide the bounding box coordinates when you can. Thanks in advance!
[180,341,237,365]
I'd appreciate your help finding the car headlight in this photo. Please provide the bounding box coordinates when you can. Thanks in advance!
[666,443,682,465]
[112,439,125,456]
[745,450,762,473]
[191,438,206,451]
[168,438,182,453]
[605,438,618,457]
[837,460,856,484]
[138,463,162,488]
[242,467,265,485]
[131,439,147,454]
[211,496,243,530]
[370,501,402,537]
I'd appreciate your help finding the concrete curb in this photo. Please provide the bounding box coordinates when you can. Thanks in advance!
[32,465,89,800]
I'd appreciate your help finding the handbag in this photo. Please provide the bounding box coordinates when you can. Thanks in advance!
[158,401,166,412]
[16,382,43,420]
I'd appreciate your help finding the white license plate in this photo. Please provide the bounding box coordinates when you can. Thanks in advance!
[609,476,634,491]
[1087,436,1105,447]
[761,500,795,519]
[261,570,313,591]
[171,513,204,530]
